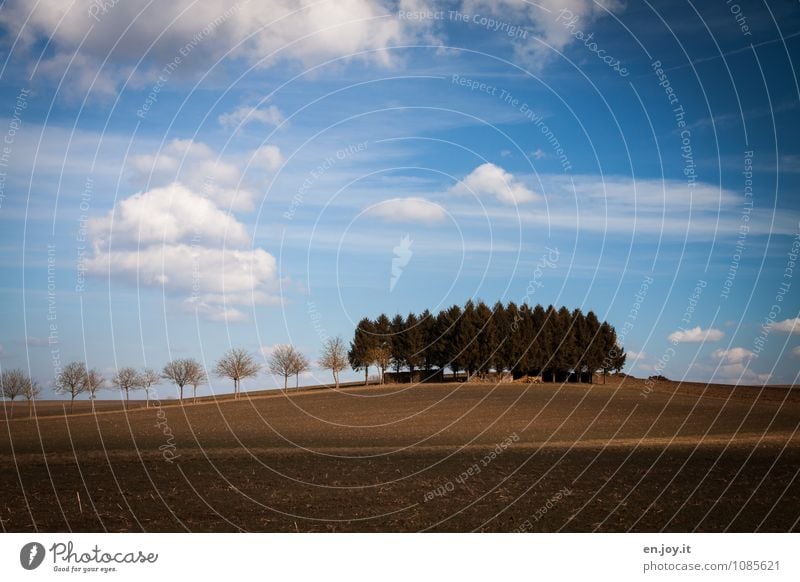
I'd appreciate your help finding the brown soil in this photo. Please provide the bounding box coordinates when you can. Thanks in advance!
[1,377,798,532]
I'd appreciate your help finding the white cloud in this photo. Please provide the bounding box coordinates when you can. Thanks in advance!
[250,145,285,172]
[460,0,624,69]
[712,347,754,364]
[86,181,281,321]
[450,163,538,205]
[792,346,800,359]
[712,362,771,385]
[452,174,800,239]
[26,337,49,347]
[1,0,435,97]
[668,326,724,343]
[89,183,250,248]
[259,344,278,358]
[86,243,277,297]
[129,139,270,212]
[219,104,285,130]
[529,148,545,160]
[626,350,645,361]
[771,317,800,334]
[184,301,248,323]
[368,197,447,223]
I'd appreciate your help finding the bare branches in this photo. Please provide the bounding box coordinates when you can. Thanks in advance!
[54,362,89,413]
[319,337,347,389]
[1,369,26,401]
[268,345,295,390]
[112,367,139,407]
[187,363,207,404]
[215,349,260,400]
[137,368,160,408]
[162,359,202,403]
[83,368,105,412]
[289,351,309,389]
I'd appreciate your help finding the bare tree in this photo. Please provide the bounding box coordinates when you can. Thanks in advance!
[215,349,260,400]
[289,350,310,389]
[55,362,89,413]
[22,376,41,418]
[137,368,160,408]
[1,369,26,418]
[319,337,347,389]
[187,362,207,404]
[162,359,197,404]
[368,345,391,384]
[82,368,104,413]
[112,367,139,408]
[268,345,296,390]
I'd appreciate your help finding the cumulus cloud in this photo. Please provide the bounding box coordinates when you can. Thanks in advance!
[130,139,248,210]
[129,139,281,211]
[668,326,724,343]
[219,104,285,130]
[771,317,800,334]
[712,347,754,364]
[626,350,645,361]
[89,183,250,247]
[450,163,538,205]
[460,0,624,69]
[86,182,281,321]
[1,0,435,97]
[792,346,800,358]
[86,243,277,296]
[711,362,770,385]
[250,145,285,172]
[369,197,447,223]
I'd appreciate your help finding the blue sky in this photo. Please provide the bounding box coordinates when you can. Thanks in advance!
[0,0,799,398]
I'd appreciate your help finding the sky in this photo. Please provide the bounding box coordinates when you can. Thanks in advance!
[0,0,799,399]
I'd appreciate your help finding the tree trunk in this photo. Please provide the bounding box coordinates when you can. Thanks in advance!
[295,373,299,389]
[70,394,75,413]
[180,385,184,403]
[193,386,197,404]
[146,390,150,408]
[28,399,33,418]
[364,366,369,386]
[284,375,288,390]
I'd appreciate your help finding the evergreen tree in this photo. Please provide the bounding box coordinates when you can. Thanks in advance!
[403,312,423,379]
[504,301,522,375]
[458,300,480,379]
[418,309,437,374]
[349,317,377,385]
[489,301,509,374]
[373,313,393,381]
[349,300,623,386]
[443,304,463,378]
[390,314,406,373]
[475,301,496,377]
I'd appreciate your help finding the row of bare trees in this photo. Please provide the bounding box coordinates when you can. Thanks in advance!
[0,369,41,418]
[3,340,354,414]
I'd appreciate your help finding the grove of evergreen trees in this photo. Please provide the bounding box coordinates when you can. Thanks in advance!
[348,300,626,384]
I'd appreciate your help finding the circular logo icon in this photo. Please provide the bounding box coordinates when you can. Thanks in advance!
[20,542,45,570]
